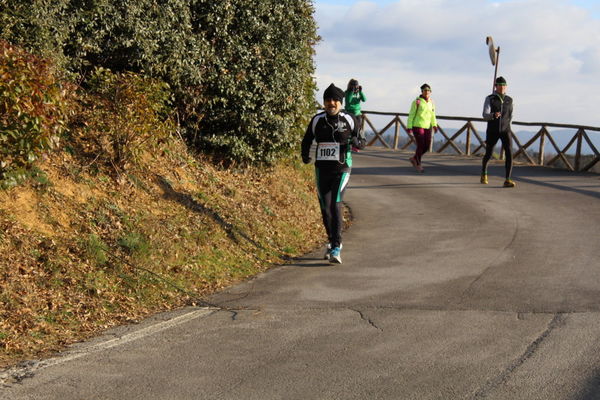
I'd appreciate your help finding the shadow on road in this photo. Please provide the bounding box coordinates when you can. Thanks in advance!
[288,256,331,268]
[576,371,600,400]
[513,176,600,200]
[352,166,411,176]
[352,151,600,200]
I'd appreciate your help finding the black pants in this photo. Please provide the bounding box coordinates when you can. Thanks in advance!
[315,168,350,248]
[482,130,513,179]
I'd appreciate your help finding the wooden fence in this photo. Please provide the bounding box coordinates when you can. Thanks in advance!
[360,110,600,172]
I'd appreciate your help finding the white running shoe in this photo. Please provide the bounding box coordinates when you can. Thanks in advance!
[323,244,332,260]
[329,247,342,264]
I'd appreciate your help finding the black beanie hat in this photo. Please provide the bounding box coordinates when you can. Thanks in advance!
[420,83,431,90]
[495,76,507,86]
[323,83,344,103]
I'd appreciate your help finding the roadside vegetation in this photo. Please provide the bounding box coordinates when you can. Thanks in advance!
[0,1,324,367]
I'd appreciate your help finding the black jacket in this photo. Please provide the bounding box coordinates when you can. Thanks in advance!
[482,93,513,134]
[301,111,364,172]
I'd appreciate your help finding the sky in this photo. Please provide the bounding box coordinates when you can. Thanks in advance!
[312,0,600,129]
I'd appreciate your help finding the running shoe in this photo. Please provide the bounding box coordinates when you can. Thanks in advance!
[410,156,420,172]
[503,179,516,188]
[480,173,488,184]
[329,247,342,264]
[323,243,332,260]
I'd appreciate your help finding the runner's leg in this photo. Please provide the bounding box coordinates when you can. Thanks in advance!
[482,132,500,174]
[413,128,426,164]
[316,168,333,245]
[499,132,513,179]
[329,171,350,248]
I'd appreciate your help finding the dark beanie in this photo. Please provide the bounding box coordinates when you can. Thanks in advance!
[495,76,507,86]
[323,83,344,102]
[420,83,431,90]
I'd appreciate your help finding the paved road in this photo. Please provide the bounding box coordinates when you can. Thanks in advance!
[3,149,600,399]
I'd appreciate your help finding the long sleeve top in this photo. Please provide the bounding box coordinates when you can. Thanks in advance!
[344,90,366,116]
[301,110,363,172]
[407,96,437,130]
[482,93,513,134]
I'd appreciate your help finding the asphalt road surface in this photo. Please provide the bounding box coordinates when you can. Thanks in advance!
[2,148,600,400]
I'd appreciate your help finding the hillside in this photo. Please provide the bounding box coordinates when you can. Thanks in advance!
[0,138,324,368]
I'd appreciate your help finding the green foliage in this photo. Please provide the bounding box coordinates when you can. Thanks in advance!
[0,166,52,190]
[118,231,150,259]
[0,0,73,71]
[0,0,319,165]
[189,0,319,165]
[84,234,109,266]
[69,67,174,172]
[0,40,70,187]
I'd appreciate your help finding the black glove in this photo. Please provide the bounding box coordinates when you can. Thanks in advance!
[358,85,362,92]
[302,155,311,164]
[352,136,366,150]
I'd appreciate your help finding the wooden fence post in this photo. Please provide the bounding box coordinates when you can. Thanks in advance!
[393,117,400,150]
[466,122,472,155]
[429,126,434,152]
[575,128,583,171]
[538,128,546,166]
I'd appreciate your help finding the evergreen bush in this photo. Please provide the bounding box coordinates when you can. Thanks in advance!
[0,0,319,165]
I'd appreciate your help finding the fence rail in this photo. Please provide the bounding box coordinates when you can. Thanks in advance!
[360,110,600,172]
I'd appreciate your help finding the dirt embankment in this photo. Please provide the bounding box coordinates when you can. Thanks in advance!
[0,140,323,368]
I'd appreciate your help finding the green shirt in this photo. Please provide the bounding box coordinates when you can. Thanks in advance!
[344,90,366,116]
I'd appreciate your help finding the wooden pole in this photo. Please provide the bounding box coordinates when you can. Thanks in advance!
[393,117,400,150]
[538,128,546,166]
[466,122,472,155]
[492,47,500,91]
[575,128,583,171]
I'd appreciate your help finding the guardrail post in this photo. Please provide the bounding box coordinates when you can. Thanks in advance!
[538,128,546,166]
[575,128,583,171]
[429,126,434,152]
[466,122,472,155]
[393,117,400,150]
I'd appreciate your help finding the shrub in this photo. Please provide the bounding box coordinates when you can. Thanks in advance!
[0,40,70,188]
[0,0,73,71]
[0,0,319,165]
[68,67,175,173]
[187,0,319,165]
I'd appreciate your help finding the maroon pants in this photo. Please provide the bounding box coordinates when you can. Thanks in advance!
[413,127,432,164]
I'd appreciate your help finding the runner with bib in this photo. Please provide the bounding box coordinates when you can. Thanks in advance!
[301,83,365,264]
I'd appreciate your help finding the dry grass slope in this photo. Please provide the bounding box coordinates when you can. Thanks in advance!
[0,138,324,368]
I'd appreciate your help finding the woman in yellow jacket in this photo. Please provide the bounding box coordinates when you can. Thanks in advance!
[407,83,438,172]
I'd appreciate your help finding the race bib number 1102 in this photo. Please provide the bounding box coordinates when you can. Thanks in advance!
[316,142,340,161]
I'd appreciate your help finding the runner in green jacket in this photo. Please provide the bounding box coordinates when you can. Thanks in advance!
[345,79,367,153]
[344,79,367,116]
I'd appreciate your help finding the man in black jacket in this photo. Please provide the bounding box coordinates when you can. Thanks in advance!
[481,76,515,187]
[301,83,365,264]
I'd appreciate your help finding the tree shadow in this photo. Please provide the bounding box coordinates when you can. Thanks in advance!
[576,371,600,400]
[352,150,600,200]
[154,174,264,249]
[286,256,332,268]
[351,166,408,176]
[514,175,600,200]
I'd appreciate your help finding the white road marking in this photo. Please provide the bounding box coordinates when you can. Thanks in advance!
[0,307,217,384]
